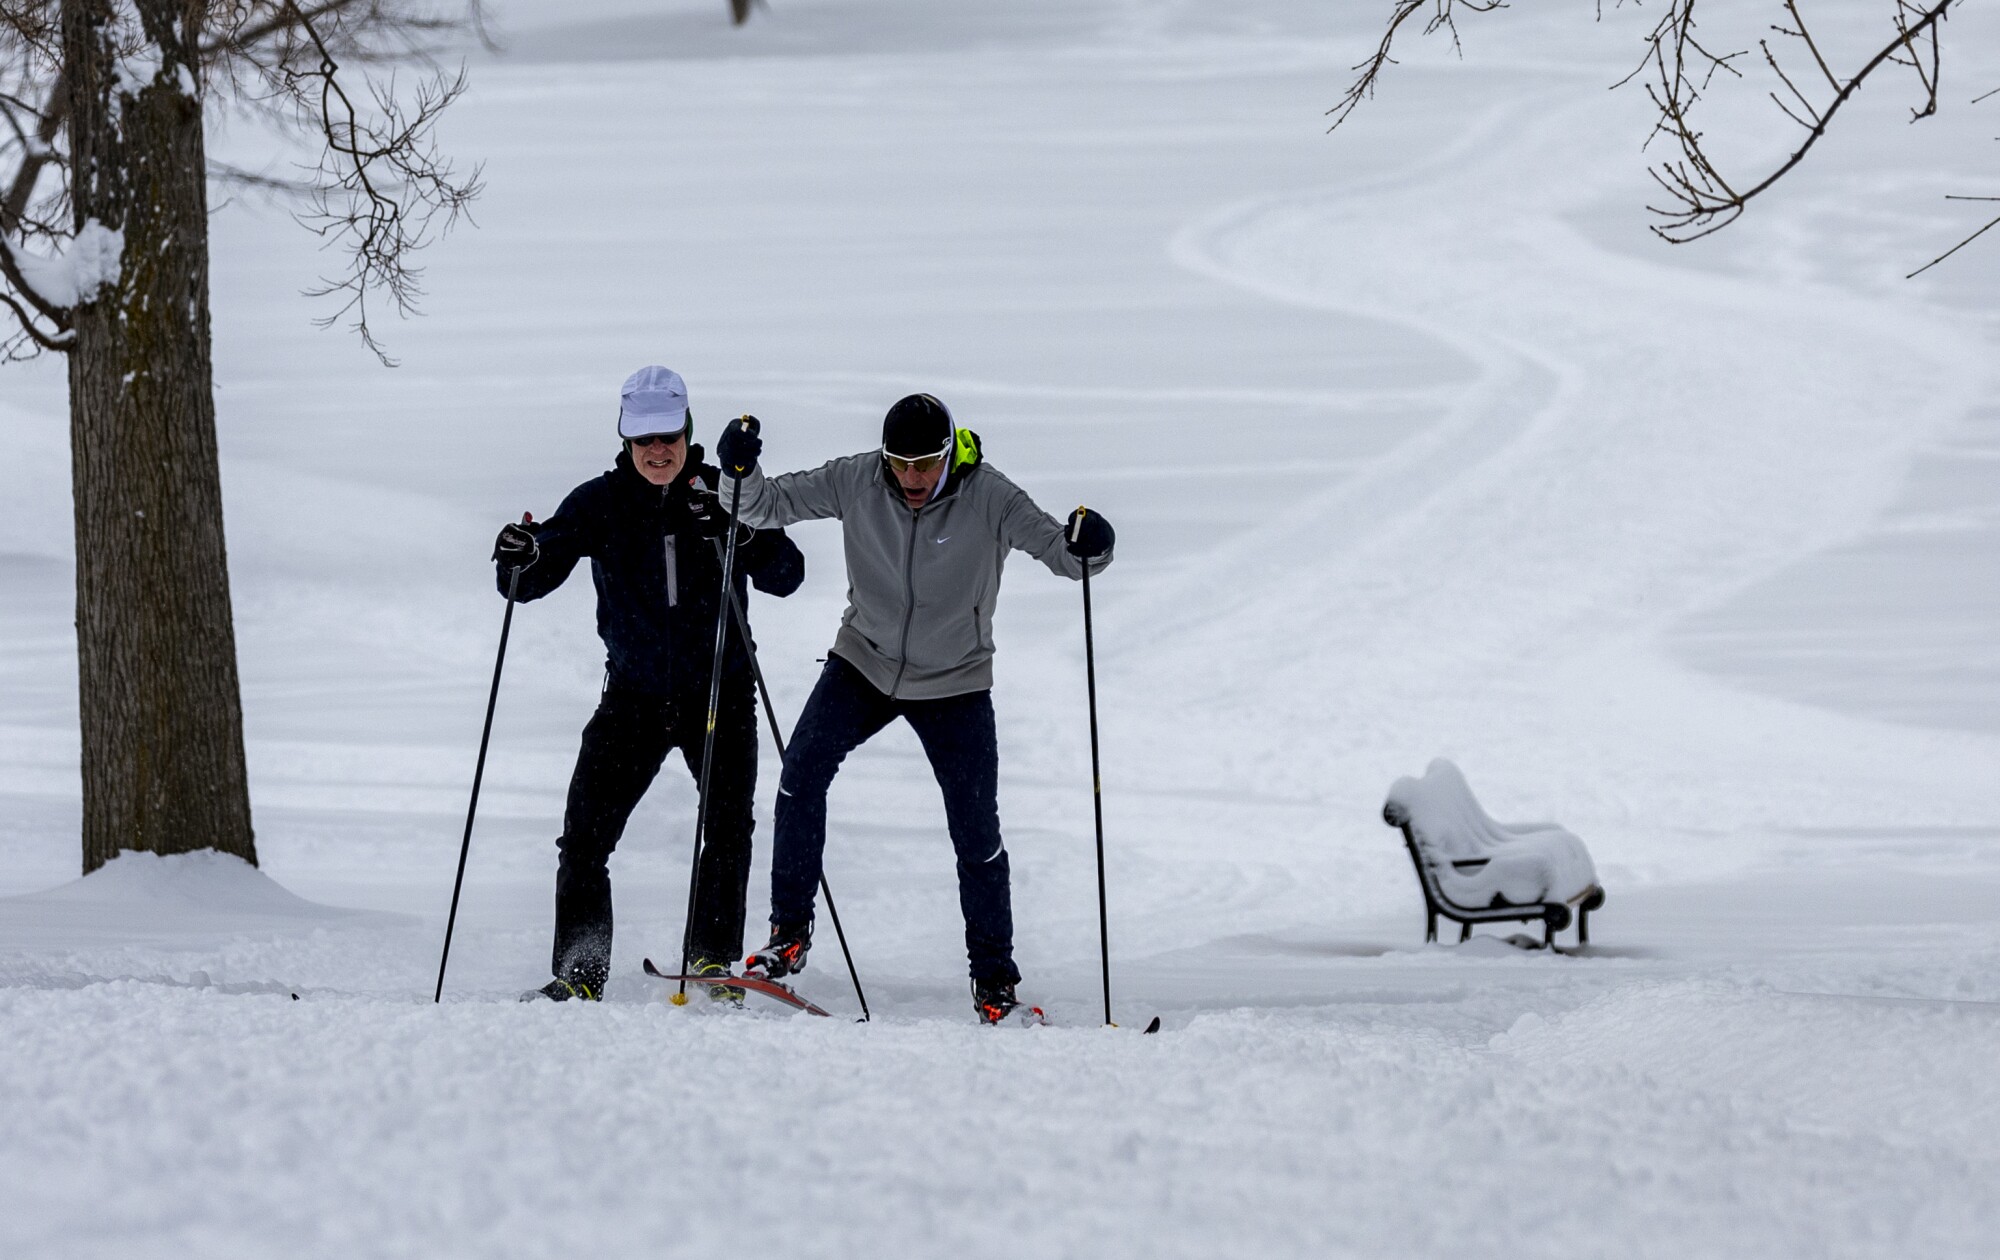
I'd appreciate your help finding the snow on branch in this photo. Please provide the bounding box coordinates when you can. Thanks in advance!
[0,234,75,352]
[0,136,119,353]
[2,216,120,306]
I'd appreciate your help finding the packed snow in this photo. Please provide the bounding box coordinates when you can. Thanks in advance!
[3,1,1999,1256]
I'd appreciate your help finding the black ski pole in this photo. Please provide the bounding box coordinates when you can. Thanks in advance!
[434,555,524,1003]
[711,540,871,1021]
[1074,508,1114,1027]
[675,444,750,1003]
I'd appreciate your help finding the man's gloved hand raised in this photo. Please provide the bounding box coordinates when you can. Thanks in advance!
[493,515,539,571]
[1065,506,1114,560]
[716,415,762,477]
[684,481,752,544]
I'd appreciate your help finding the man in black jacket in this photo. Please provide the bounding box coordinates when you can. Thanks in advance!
[493,366,804,1002]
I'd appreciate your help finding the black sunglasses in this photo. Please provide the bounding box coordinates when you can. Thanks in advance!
[629,431,686,448]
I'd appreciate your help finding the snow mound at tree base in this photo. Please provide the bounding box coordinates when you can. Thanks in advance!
[0,851,378,952]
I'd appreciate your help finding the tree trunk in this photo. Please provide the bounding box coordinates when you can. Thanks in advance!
[63,0,255,874]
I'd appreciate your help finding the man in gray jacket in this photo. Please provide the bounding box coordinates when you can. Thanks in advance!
[713,394,1114,1023]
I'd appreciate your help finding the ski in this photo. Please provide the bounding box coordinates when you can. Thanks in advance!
[1103,1015,1161,1033]
[988,1003,1049,1028]
[642,956,831,1017]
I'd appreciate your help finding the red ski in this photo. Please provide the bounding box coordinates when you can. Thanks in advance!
[642,956,831,1017]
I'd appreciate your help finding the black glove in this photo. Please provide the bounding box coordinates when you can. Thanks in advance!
[1065,507,1114,560]
[493,519,539,570]
[716,415,763,476]
[683,482,749,543]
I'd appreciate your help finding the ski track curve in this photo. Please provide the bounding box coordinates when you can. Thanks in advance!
[1130,86,1999,908]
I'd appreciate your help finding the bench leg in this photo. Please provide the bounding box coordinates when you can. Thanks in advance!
[1458,921,1472,944]
[1578,906,1590,946]
[1425,909,1438,944]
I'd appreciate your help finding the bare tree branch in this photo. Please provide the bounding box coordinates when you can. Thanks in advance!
[1326,0,1508,134]
[272,0,483,363]
[1777,0,1842,94]
[3,1,488,360]
[1909,200,2000,277]
[0,231,67,321]
[206,0,378,58]
[1332,0,1995,271]
[207,156,314,196]
[0,279,68,351]
[1640,0,1956,243]
[0,35,70,349]
[0,270,66,344]
[1,72,62,239]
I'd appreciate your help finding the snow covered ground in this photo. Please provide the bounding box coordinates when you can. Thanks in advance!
[4,1,1999,1255]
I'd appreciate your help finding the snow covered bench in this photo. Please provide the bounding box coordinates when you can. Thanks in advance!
[1381,759,1605,948]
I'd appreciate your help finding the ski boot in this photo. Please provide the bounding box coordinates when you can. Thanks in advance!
[520,976,600,1003]
[745,920,812,979]
[688,955,745,1007]
[520,957,607,1003]
[972,977,1020,1025]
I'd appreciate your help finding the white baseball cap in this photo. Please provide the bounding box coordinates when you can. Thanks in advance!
[618,365,691,439]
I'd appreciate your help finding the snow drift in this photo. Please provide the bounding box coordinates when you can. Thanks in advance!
[0,850,376,954]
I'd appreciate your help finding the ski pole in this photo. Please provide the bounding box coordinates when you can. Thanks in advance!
[676,438,751,1002]
[1074,507,1114,1027]
[710,540,871,1021]
[434,547,525,1003]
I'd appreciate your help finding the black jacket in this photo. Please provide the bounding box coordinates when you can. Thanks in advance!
[500,446,805,695]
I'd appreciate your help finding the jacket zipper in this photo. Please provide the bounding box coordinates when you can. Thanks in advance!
[661,486,679,607]
[890,502,920,697]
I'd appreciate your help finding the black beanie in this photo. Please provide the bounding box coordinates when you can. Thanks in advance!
[882,394,954,457]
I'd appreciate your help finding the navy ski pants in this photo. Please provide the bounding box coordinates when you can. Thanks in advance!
[771,654,1018,984]
[553,681,758,988]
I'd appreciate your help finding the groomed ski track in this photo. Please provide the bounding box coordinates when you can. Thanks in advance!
[3,2,1999,1257]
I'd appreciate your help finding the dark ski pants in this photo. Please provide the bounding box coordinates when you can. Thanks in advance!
[552,681,758,988]
[771,655,1018,984]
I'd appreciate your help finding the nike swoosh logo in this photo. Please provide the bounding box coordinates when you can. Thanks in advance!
[934,536,950,544]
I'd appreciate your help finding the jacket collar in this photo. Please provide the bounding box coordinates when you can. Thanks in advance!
[613,445,713,500]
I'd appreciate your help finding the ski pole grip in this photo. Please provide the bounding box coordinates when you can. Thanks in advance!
[1071,505,1085,543]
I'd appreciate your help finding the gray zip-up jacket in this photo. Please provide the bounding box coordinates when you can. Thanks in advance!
[722,431,1111,699]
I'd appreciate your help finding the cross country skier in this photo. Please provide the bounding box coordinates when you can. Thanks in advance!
[712,393,1115,1024]
[493,366,805,1003]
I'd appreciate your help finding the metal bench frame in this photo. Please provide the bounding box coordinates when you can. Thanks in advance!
[1384,804,1605,948]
